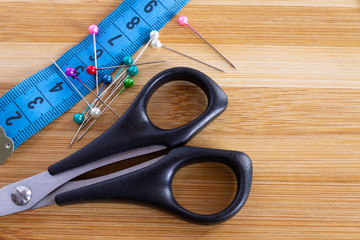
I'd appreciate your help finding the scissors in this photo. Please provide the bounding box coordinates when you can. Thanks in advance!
[0,67,252,224]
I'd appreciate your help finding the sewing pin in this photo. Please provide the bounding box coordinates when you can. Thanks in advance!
[78,55,134,129]
[99,74,113,94]
[109,31,157,82]
[87,60,167,72]
[70,64,128,146]
[95,55,132,99]
[178,16,236,70]
[150,30,160,41]
[64,67,120,118]
[89,24,100,94]
[51,60,101,119]
[68,74,114,146]
[77,66,139,142]
[150,31,224,72]
[71,37,153,145]
[76,76,135,142]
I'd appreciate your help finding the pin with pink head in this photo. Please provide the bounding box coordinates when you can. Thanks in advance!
[89,24,100,93]
[177,15,237,69]
[178,16,188,26]
[88,24,99,35]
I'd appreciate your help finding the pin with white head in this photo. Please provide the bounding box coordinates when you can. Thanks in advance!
[150,30,160,41]
[150,31,224,72]
[178,16,237,70]
[73,73,113,125]
[104,31,160,85]
[75,73,137,143]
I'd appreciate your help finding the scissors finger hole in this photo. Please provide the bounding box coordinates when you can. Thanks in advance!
[147,81,207,129]
[172,162,237,215]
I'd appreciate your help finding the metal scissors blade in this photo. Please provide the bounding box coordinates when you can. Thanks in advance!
[0,146,165,216]
[0,171,69,216]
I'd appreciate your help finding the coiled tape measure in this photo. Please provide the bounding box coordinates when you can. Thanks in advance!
[0,0,190,164]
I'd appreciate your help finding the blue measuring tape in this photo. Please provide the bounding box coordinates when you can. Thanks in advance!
[0,0,189,163]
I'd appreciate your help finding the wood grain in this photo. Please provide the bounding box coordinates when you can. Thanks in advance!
[1,0,360,239]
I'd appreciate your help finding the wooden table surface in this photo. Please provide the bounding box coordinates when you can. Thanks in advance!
[1,0,360,239]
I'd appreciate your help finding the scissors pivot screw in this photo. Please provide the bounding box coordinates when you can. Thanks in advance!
[11,186,32,206]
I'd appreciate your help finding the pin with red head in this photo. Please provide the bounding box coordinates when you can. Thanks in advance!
[86,65,97,75]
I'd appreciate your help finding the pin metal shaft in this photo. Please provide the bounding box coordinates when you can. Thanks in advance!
[72,75,120,118]
[97,60,166,70]
[52,60,92,109]
[186,24,237,70]
[162,46,224,72]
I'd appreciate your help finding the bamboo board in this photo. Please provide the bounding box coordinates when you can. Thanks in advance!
[1,0,360,239]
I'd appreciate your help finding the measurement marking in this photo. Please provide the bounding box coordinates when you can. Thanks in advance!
[112,22,134,44]
[157,0,169,11]
[75,55,87,67]
[97,41,115,59]
[71,56,96,90]
[130,6,151,27]
[13,101,31,124]
[53,68,78,96]
[34,85,54,109]
[53,62,92,98]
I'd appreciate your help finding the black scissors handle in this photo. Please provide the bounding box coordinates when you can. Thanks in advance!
[55,146,252,224]
[49,67,228,175]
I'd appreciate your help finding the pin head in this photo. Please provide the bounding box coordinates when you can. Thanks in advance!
[151,39,162,49]
[123,56,133,65]
[128,65,138,76]
[150,30,159,40]
[124,77,134,88]
[73,113,84,124]
[90,108,101,118]
[178,16,188,26]
[102,74,113,85]
[86,65,97,75]
[65,67,75,77]
[89,24,99,35]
